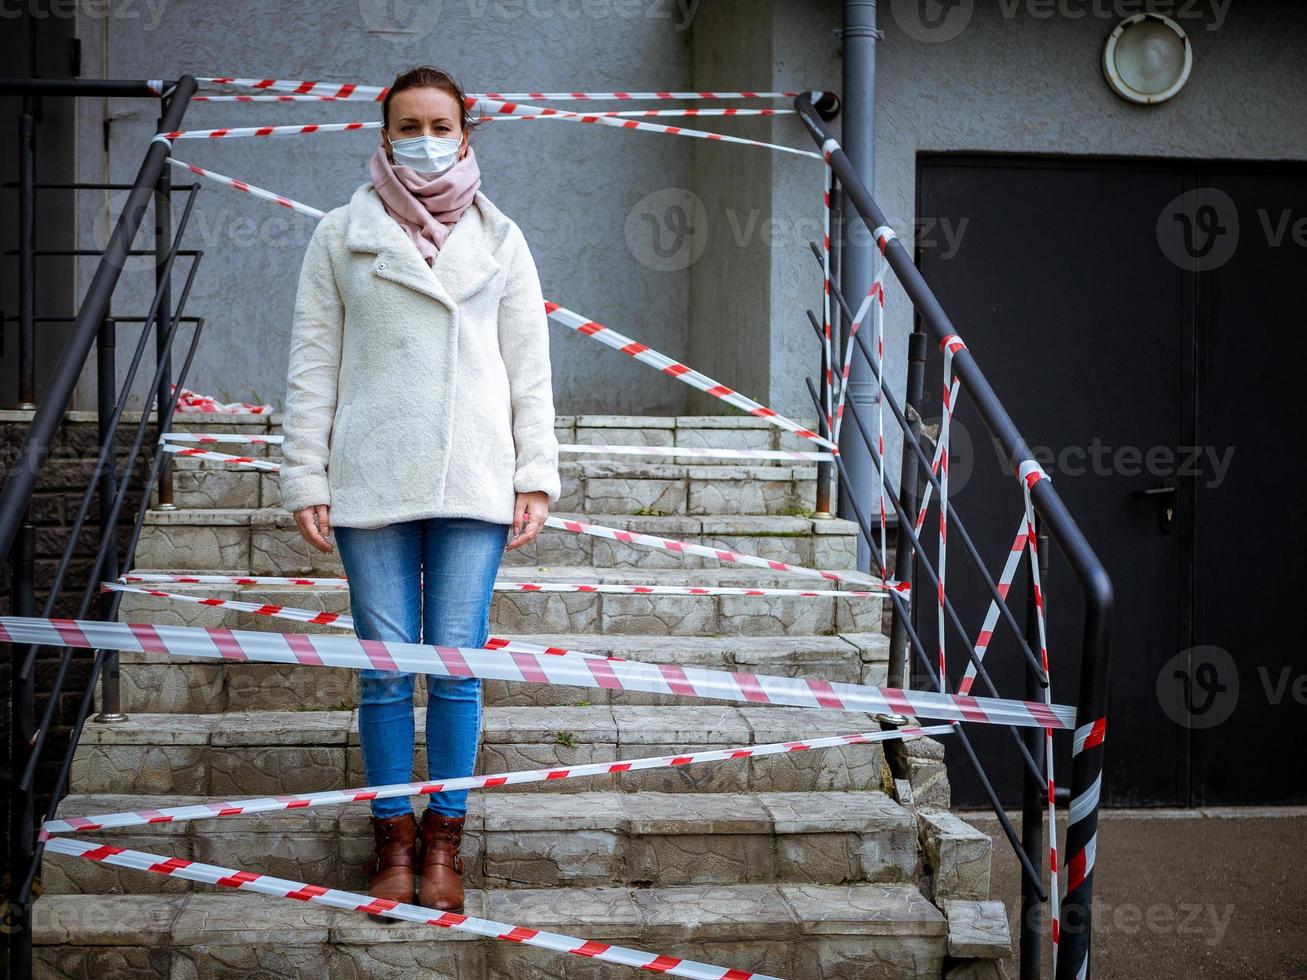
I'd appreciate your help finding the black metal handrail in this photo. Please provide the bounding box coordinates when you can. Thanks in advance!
[0,74,199,978]
[796,92,1112,980]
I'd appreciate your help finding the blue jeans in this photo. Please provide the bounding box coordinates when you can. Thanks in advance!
[335,516,510,818]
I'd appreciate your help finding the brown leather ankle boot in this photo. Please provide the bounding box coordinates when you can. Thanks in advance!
[417,809,466,912]
[364,812,418,921]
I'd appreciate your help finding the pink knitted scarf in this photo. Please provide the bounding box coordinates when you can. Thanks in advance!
[368,142,481,266]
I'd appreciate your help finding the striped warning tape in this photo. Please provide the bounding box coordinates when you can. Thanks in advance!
[153,85,815,159]
[158,109,792,139]
[41,835,775,980]
[159,431,835,463]
[110,576,892,603]
[0,616,1075,729]
[490,107,793,118]
[935,335,967,690]
[544,302,837,451]
[160,156,327,219]
[100,580,631,662]
[161,443,281,470]
[42,725,952,836]
[161,431,283,444]
[958,516,1029,697]
[142,159,833,457]
[542,514,889,590]
[466,94,820,160]
[172,384,274,415]
[155,444,887,590]
[190,77,799,101]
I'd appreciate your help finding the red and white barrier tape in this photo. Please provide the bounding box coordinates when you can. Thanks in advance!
[94,590,615,665]
[121,576,891,601]
[158,443,888,590]
[161,431,283,444]
[154,88,815,158]
[143,162,832,456]
[161,443,281,470]
[0,616,1074,729]
[935,336,967,691]
[172,384,274,415]
[155,110,794,142]
[542,514,890,591]
[115,573,891,601]
[159,430,834,463]
[910,375,961,540]
[477,95,821,159]
[160,156,328,219]
[490,107,793,118]
[829,281,882,451]
[121,572,347,587]
[545,302,837,451]
[41,835,773,980]
[42,724,952,837]
[191,78,799,101]
[957,516,1029,697]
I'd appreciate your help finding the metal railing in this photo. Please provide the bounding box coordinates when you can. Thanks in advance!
[796,92,1113,980]
[0,73,201,977]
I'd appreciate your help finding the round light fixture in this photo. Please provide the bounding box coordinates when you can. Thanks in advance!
[1103,13,1192,105]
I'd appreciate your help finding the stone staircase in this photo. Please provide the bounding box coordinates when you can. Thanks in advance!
[32,414,1012,979]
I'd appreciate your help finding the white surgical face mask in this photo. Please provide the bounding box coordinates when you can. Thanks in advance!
[386,132,462,177]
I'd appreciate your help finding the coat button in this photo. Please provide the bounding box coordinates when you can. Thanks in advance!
[376,261,387,271]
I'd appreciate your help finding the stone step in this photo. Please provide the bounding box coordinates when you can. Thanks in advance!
[45,789,918,895]
[133,508,861,575]
[70,705,897,797]
[114,566,883,637]
[32,883,947,979]
[165,458,828,518]
[98,631,889,714]
[167,412,826,450]
[159,413,834,515]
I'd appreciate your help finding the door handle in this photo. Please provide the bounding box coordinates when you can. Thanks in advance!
[1133,483,1177,533]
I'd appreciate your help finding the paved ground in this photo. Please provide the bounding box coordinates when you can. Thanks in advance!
[962,807,1307,979]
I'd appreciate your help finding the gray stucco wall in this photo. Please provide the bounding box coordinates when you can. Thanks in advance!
[62,0,1307,439]
[871,0,1307,482]
[72,0,708,415]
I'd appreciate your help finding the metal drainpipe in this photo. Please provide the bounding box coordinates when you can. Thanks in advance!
[837,0,881,574]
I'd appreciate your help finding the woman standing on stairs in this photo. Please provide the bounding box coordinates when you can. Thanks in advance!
[278,65,561,918]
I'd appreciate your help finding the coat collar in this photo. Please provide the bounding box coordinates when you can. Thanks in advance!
[343,181,506,310]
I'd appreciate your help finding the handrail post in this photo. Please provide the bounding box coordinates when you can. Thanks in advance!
[7,522,36,977]
[887,328,926,689]
[1020,516,1048,978]
[153,100,176,511]
[94,316,127,723]
[17,98,36,409]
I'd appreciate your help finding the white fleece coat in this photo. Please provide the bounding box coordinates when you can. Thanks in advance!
[278,180,561,529]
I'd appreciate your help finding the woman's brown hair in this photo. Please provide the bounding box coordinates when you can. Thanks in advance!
[381,65,480,136]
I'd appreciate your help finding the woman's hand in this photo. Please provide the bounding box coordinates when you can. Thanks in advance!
[293,504,334,553]
[506,491,549,551]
